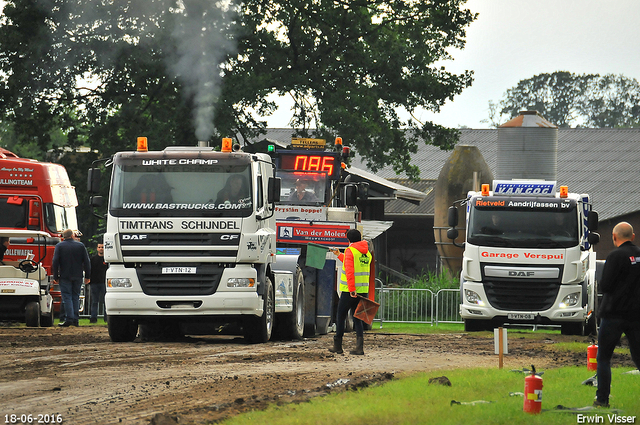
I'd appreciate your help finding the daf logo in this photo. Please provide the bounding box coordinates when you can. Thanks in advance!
[122,234,148,240]
[509,271,535,277]
[220,234,239,240]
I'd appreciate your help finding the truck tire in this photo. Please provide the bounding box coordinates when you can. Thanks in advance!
[25,301,40,327]
[561,322,585,336]
[108,316,138,342]
[244,277,275,344]
[463,319,486,332]
[281,270,305,340]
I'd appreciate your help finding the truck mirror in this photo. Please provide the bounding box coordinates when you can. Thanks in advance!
[87,168,101,193]
[358,182,369,200]
[588,211,599,231]
[588,231,600,245]
[447,228,459,240]
[267,177,281,203]
[89,195,104,207]
[344,184,357,206]
[447,206,458,227]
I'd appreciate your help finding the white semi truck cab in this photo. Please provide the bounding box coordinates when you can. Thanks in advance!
[447,180,600,335]
[89,138,302,343]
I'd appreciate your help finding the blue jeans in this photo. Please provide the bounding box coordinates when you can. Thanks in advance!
[596,318,640,403]
[59,278,83,322]
[335,292,364,338]
[89,283,106,320]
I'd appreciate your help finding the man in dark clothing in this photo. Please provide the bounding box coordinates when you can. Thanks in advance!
[52,229,91,327]
[594,222,640,407]
[88,242,109,323]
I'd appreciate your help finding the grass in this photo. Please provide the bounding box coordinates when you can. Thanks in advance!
[53,317,107,326]
[369,321,465,334]
[222,366,640,425]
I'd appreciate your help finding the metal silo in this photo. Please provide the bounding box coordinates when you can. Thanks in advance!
[497,111,558,180]
[434,145,493,276]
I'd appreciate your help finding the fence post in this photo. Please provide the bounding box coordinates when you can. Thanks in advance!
[377,278,384,329]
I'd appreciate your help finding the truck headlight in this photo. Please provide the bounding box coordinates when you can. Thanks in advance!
[227,278,255,288]
[108,278,132,288]
[464,289,485,306]
[559,292,580,308]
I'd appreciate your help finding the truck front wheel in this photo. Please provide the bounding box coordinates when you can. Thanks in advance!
[464,319,486,332]
[561,321,585,336]
[108,316,138,342]
[244,277,275,343]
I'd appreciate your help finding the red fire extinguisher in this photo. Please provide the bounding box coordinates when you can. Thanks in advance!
[523,365,543,414]
[587,342,598,371]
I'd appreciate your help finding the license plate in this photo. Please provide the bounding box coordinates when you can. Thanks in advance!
[161,267,196,274]
[508,313,534,320]
[1,289,16,293]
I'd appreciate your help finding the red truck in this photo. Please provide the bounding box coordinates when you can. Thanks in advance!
[0,147,80,316]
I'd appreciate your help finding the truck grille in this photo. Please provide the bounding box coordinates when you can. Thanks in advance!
[120,233,239,259]
[483,281,560,311]
[135,264,224,296]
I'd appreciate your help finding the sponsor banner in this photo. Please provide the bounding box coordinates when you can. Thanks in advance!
[492,180,557,196]
[480,249,565,263]
[0,279,36,288]
[0,166,35,186]
[291,138,326,149]
[275,205,327,221]
[474,197,571,210]
[277,222,352,247]
[121,198,251,210]
[118,218,241,232]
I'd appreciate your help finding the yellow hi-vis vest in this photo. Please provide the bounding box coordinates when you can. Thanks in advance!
[339,246,372,293]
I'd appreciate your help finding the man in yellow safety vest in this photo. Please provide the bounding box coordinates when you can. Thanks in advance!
[329,229,372,355]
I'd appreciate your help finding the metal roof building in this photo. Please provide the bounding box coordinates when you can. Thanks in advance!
[258,128,640,222]
[257,127,640,271]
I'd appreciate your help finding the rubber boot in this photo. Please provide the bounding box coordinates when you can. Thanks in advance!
[328,336,343,354]
[350,336,364,355]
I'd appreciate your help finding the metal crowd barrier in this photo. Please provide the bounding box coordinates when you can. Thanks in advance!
[375,279,462,328]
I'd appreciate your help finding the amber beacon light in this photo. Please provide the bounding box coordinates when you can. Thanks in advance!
[221,138,233,152]
[559,186,568,198]
[137,137,148,152]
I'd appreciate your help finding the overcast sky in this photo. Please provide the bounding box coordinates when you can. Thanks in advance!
[268,0,640,129]
[3,1,639,130]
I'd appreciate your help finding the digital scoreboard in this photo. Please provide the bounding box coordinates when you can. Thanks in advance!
[277,151,341,179]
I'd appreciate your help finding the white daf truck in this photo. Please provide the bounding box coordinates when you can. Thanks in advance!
[89,138,305,343]
[447,180,600,335]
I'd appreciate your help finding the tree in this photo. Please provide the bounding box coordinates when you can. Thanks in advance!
[0,0,476,180]
[579,74,640,128]
[489,71,640,128]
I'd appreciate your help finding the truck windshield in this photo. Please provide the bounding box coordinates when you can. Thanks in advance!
[44,204,78,234]
[467,197,579,249]
[0,197,26,227]
[278,171,327,206]
[109,162,253,218]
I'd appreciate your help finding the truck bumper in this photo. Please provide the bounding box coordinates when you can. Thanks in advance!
[460,281,587,324]
[105,264,264,317]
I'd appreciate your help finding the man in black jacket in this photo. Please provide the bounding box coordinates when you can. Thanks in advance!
[88,242,109,323]
[52,229,91,327]
[594,222,640,407]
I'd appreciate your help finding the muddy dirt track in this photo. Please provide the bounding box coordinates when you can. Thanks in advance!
[0,324,634,425]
